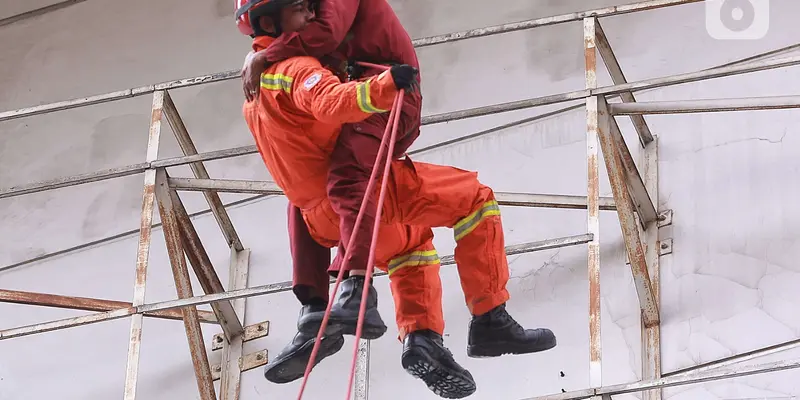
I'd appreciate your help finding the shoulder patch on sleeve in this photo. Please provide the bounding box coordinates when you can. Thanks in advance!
[303,73,322,90]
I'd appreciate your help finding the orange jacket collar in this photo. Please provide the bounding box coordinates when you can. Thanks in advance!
[252,36,276,52]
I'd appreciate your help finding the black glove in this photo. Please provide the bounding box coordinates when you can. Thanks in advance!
[389,64,419,91]
[346,60,365,81]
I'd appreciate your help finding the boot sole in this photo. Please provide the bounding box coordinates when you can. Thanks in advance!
[263,334,345,384]
[299,310,387,340]
[401,347,476,399]
[467,337,557,358]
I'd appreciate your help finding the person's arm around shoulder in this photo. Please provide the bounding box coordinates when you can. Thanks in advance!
[288,58,419,124]
[267,0,360,61]
[242,0,360,100]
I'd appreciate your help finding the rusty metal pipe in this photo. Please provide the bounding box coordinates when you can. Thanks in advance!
[520,359,800,400]
[594,18,654,146]
[169,187,245,340]
[0,0,89,28]
[0,234,593,340]
[166,177,617,210]
[0,0,701,123]
[422,55,800,126]
[123,90,165,400]
[609,95,800,115]
[3,53,799,202]
[584,17,603,389]
[154,169,217,400]
[0,193,267,273]
[0,289,217,324]
[664,337,800,378]
[413,0,702,48]
[162,91,244,252]
[596,97,660,327]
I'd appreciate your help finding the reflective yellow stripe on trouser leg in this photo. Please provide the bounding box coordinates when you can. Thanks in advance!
[388,250,440,276]
[453,200,501,241]
[388,248,445,340]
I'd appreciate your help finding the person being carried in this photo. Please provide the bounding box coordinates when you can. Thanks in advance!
[235,1,557,398]
[238,0,424,356]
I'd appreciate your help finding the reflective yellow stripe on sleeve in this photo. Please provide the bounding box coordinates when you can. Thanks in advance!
[356,79,389,114]
[453,200,501,241]
[388,250,440,276]
[260,73,294,93]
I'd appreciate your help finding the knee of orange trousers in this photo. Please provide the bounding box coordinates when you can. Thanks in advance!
[327,222,410,275]
[453,191,512,316]
[388,262,444,342]
[327,108,421,219]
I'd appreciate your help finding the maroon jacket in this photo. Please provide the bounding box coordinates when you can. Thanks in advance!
[263,0,420,73]
[263,0,424,289]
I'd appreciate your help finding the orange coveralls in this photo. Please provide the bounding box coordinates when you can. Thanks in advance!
[244,36,510,338]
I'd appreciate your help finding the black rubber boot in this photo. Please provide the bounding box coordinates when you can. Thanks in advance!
[297,303,327,333]
[298,275,387,340]
[401,330,476,399]
[263,330,345,384]
[467,303,557,358]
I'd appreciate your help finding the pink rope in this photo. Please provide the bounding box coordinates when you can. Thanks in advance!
[355,61,391,71]
[296,90,405,399]
[345,90,405,399]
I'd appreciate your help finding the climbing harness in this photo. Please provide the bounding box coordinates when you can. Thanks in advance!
[297,62,406,400]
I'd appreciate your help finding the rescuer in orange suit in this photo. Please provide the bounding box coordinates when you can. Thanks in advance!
[235,1,558,397]
[239,0,423,347]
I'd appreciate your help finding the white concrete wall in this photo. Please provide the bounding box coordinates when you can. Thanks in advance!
[1,0,800,399]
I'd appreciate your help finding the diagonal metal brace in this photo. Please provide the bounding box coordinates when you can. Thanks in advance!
[608,116,658,225]
[594,19,654,147]
[163,91,244,252]
[597,97,660,327]
[165,170,244,340]
[154,168,216,400]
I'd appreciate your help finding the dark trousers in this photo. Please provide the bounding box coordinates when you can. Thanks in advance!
[290,90,422,304]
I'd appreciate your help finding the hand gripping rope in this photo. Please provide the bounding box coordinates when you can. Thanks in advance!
[297,63,406,400]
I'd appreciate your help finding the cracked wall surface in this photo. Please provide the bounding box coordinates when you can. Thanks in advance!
[1,0,800,399]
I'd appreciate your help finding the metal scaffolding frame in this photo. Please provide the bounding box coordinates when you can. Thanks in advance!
[1,0,798,398]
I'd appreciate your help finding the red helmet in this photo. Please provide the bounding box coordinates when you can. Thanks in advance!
[235,0,303,37]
